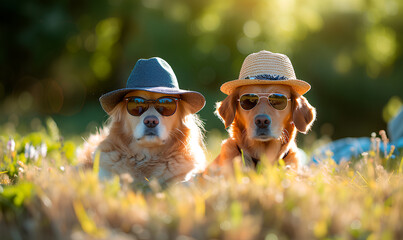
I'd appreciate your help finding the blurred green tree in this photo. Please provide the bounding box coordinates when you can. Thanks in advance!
[0,0,402,140]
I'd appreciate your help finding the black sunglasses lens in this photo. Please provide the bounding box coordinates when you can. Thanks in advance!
[268,94,288,110]
[240,94,259,110]
[127,98,148,116]
[155,98,177,116]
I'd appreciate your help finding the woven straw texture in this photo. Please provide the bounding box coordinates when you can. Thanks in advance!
[220,50,311,95]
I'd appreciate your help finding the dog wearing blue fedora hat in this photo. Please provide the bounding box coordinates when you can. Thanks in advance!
[80,57,207,183]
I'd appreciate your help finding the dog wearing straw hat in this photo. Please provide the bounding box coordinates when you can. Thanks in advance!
[213,50,316,169]
[80,57,207,184]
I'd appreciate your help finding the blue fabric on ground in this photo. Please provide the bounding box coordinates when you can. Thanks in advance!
[389,108,403,142]
[312,108,403,163]
[312,137,401,164]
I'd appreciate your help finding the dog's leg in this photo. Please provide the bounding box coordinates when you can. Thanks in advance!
[216,139,240,166]
[97,151,122,178]
[282,147,299,169]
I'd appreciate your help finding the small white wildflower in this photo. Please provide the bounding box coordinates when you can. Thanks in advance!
[26,145,37,160]
[33,147,39,161]
[24,143,30,158]
[7,138,15,152]
[40,143,47,157]
[29,146,35,159]
[59,166,65,172]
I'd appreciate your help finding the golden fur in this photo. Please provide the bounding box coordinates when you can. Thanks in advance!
[213,84,316,169]
[80,91,206,183]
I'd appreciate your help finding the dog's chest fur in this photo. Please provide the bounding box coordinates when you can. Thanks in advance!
[98,148,195,183]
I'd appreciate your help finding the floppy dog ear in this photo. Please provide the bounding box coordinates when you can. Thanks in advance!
[292,95,316,133]
[215,92,238,129]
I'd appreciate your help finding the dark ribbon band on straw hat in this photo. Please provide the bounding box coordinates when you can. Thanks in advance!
[245,74,289,80]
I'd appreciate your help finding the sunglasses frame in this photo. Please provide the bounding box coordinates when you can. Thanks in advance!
[238,93,292,111]
[125,96,181,116]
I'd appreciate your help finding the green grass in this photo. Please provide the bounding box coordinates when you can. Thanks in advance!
[1,119,402,240]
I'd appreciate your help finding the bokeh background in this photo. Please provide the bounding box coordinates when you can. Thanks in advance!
[1,0,402,148]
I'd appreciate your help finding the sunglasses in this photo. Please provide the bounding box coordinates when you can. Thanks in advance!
[238,93,291,111]
[125,96,180,116]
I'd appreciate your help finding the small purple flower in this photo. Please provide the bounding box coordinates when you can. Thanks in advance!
[7,138,15,152]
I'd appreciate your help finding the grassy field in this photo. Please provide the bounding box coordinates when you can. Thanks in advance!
[1,119,402,240]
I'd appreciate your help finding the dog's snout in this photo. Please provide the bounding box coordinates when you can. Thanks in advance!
[255,114,271,129]
[143,116,159,128]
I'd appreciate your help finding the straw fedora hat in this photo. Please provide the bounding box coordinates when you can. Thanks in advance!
[100,57,205,114]
[220,50,311,95]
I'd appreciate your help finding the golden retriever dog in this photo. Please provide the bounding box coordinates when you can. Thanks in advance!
[80,57,207,184]
[81,90,206,183]
[212,50,316,170]
[214,84,316,169]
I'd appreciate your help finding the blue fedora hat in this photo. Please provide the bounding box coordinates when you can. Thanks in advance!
[100,57,206,114]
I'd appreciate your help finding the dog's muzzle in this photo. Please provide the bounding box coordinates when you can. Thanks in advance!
[143,115,159,136]
[144,116,159,128]
[255,114,271,129]
[254,114,272,139]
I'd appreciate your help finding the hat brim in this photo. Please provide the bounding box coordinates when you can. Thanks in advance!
[220,79,311,95]
[100,87,206,115]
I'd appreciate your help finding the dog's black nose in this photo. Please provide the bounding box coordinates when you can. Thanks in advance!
[143,116,159,128]
[255,114,271,129]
